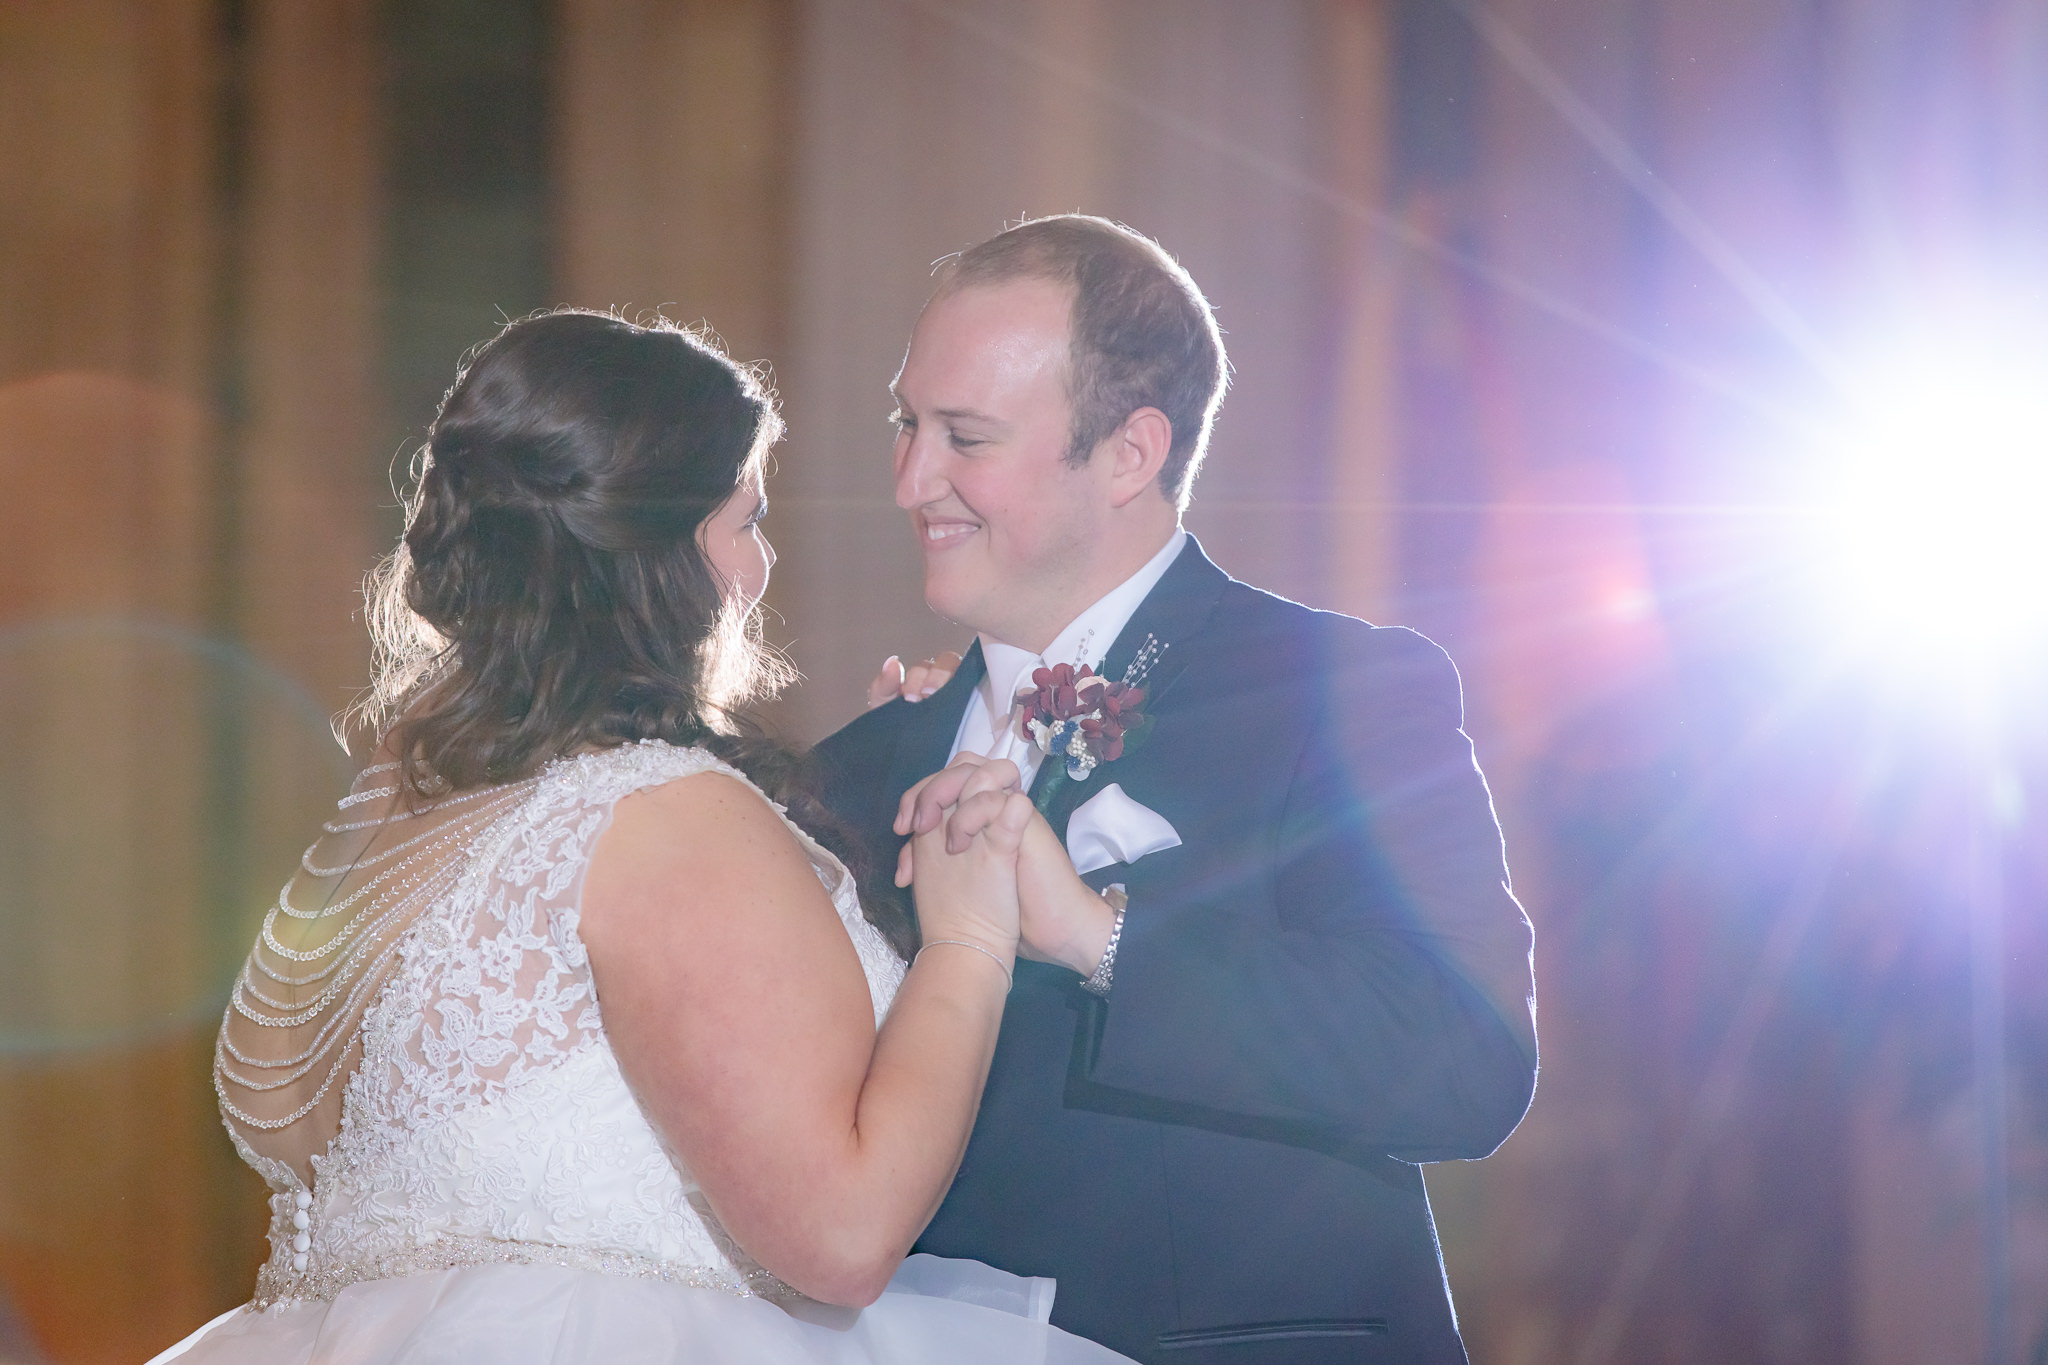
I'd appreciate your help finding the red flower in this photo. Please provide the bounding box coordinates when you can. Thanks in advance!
[1018,663,1098,725]
[1016,663,1145,770]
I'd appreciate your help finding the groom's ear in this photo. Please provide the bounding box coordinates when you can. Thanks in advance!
[1105,407,1174,509]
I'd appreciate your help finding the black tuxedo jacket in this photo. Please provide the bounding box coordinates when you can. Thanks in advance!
[816,539,1537,1364]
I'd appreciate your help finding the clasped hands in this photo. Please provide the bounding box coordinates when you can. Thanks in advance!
[894,754,1119,979]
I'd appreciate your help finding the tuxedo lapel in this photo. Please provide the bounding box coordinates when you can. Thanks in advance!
[1099,534,1229,710]
[884,639,985,803]
[1031,536,1231,833]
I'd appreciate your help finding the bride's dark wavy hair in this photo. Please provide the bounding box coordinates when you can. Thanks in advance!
[351,309,915,957]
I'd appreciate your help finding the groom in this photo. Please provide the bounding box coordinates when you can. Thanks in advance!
[816,216,1537,1363]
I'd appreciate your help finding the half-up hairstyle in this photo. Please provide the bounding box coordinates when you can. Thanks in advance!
[353,309,915,957]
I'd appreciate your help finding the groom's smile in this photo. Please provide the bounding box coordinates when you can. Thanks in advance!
[918,512,980,548]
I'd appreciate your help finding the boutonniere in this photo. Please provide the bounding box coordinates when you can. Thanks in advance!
[1016,636,1167,811]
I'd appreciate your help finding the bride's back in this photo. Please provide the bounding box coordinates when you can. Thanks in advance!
[215,766,540,1183]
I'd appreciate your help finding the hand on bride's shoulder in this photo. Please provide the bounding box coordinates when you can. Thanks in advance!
[865,650,963,709]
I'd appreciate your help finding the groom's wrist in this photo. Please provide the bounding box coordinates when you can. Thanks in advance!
[1046,875,1118,977]
[1077,886,1126,997]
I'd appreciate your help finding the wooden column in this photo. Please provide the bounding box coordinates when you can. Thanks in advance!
[555,0,794,366]
[1316,0,1399,626]
[0,0,215,393]
[237,0,382,714]
[0,4,231,1358]
[0,1,380,1358]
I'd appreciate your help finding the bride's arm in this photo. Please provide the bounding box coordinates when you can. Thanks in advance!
[579,767,1027,1308]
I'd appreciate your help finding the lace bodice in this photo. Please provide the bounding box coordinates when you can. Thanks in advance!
[223,741,906,1307]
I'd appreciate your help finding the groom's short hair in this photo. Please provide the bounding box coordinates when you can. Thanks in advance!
[937,216,1229,509]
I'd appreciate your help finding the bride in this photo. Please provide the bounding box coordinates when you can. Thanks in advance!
[151,310,1132,1363]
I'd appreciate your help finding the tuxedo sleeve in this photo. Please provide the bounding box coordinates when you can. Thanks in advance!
[812,704,912,892]
[1084,622,1537,1162]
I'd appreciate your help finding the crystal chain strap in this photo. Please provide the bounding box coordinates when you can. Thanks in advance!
[319,780,518,837]
[303,786,521,876]
[214,769,537,1139]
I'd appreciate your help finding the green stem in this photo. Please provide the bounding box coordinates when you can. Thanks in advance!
[1032,768,1069,816]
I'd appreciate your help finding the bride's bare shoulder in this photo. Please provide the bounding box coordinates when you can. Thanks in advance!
[606,767,796,853]
[580,769,835,947]
[575,767,878,1179]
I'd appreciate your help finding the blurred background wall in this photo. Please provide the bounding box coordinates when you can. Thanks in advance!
[1,2,2043,1362]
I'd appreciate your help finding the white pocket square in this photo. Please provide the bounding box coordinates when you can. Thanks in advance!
[1063,782,1182,876]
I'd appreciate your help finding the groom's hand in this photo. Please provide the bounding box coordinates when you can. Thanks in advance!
[1012,815,1117,978]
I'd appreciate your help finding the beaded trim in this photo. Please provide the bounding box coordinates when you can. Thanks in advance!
[252,1234,797,1310]
[217,774,539,1138]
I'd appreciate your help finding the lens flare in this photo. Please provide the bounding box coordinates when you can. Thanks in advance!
[1810,328,2048,667]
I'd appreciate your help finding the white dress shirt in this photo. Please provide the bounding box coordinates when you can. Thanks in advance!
[947,529,1188,786]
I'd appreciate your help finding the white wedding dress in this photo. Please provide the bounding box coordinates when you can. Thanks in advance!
[155,741,1130,1364]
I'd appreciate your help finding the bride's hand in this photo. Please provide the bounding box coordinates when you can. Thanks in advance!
[935,760,1029,856]
[906,776,1031,964]
[893,754,1011,887]
[865,650,963,709]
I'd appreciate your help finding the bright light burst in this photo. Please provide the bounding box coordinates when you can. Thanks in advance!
[1808,323,2048,669]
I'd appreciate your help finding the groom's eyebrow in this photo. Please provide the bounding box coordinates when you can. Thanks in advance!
[933,406,1005,427]
[888,384,1006,429]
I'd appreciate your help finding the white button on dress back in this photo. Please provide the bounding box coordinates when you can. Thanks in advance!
[294,1189,311,1210]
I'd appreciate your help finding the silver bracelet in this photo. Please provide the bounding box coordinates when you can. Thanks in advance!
[915,939,1013,989]
[1079,886,1127,998]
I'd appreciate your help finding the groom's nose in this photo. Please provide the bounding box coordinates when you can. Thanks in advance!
[894,429,945,510]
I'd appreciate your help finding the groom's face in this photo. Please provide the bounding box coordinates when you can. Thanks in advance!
[891,278,1105,651]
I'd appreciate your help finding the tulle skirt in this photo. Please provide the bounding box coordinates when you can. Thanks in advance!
[147,1254,1133,1364]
